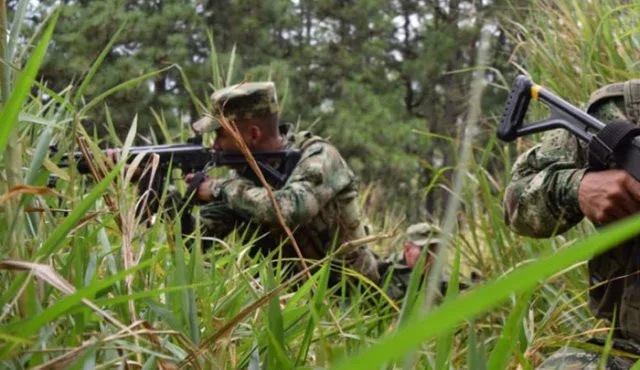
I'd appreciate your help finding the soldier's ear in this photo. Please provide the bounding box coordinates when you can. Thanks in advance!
[247,124,263,147]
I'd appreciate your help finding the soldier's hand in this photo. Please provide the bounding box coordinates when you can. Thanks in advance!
[104,148,143,181]
[578,169,640,225]
[105,148,121,166]
[403,242,434,270]
[185,173,214,203]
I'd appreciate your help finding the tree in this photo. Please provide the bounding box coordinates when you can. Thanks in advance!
[37,0,205,138]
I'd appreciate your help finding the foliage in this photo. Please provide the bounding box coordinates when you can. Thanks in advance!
[22,0,527,218]
[508,0,640,103]
[1,0,639,369]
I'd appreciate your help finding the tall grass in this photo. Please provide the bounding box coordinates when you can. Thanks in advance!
[0,1,639,369]
[508,0,640,102]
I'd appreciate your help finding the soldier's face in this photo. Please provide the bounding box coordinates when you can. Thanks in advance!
[213,124,261,151]
[403,242,438,269]
[213,118,272,152]
[213,127,241,151]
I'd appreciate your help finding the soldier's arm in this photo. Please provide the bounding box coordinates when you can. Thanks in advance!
[163,191,239,241]
[212,143,353,226]
[504,129,587,237]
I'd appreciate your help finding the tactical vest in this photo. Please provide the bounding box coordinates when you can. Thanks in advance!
[585,80,640,343]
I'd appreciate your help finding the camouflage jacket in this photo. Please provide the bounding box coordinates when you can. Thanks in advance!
[504,80,640,342]
[199,130,382,284]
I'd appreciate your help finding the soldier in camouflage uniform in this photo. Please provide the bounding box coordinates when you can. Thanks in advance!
[504,80,640,369]
[187,81,447,297]
[382,222,443,300]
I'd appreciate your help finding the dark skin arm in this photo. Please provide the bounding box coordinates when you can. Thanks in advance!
[578,169,640,225]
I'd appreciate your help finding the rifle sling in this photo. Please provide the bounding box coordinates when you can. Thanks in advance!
[588,120,640,170]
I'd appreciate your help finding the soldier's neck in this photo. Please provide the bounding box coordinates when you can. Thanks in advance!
[256,135,285,152]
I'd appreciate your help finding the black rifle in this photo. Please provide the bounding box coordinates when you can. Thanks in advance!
[497,75,640,181]
[50,137,302,216]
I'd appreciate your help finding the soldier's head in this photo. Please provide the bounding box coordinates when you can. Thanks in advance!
[192,82,282,151]
[587,80,640,126]
[403,222,441,269]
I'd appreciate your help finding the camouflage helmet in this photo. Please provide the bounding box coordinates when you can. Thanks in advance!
[586,79,640,125]
[405,223,441,247]
[192,82,279,133]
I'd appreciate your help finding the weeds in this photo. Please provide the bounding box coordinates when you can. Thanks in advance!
[0,1,639,369]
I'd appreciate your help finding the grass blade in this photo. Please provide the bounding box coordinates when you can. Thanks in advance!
[7,0,30,63]
[0,9,59,154]
[78,66,173,116]
[435,243,462,369]
[487,290,533,370]
[35,160,124,259]
[73,22,127,104]
[330,211,640,370]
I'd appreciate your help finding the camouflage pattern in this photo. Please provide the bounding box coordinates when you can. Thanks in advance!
[192,82,279,133]
[504,81,640,237]
[203,129,382,283]
[378,222,475,301]
[536,346,636,370]
[405,222,442,246]
[504,81,640,349]
[187,82,462,298]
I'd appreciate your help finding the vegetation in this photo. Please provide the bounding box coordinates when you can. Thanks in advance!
[0,0,639,369]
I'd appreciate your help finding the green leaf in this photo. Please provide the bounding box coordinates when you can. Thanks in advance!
[73,22,127,104]
[7,0,30,63]
[435,244,462,369]
[487,290,533,370]
[330,211,640,370]
[0,257,154,360]
[0,9,59,154]
[265,263,286,369]
[35,160,124,259]
[78,66,174,116]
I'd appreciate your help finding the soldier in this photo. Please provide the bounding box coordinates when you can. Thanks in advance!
[185,81,448,298]
[383,222,453,300]
[504,80,640,369]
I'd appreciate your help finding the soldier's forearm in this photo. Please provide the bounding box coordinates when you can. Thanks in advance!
[504,167,585,237]
[218,179,322,226]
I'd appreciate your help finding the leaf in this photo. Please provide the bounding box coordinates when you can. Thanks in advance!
[435,243,462,369]
[330,211,640,370]
[0,9,59,154]
[78,66,174,116]
[0,185,59,204]
[35,160,123,259]
[487,290,534,370]
[73,22,127,104]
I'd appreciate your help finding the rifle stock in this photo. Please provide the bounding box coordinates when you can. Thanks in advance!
[497,75,640,182]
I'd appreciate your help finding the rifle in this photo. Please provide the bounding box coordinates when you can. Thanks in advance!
[497,75,640,181]
[49,136,302,216]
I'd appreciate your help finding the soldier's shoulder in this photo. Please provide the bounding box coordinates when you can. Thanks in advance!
[287,129,343,160]
[287,129,327,150]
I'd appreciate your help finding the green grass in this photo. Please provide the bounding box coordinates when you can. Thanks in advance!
[0,0,639,369]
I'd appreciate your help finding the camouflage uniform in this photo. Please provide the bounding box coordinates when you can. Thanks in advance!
[382,223,442,300]
[504,80,640,368]
[191,82,383,286]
